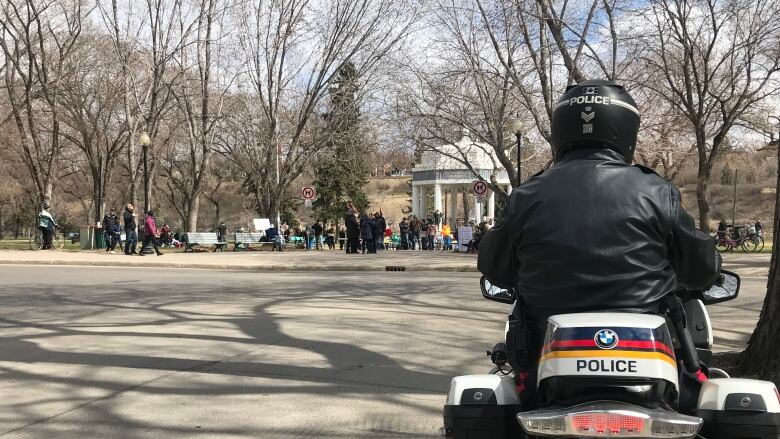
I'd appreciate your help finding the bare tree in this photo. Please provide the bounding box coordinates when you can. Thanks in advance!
[390,0,631,201]
[220,0,415,224]
[166,0,236,232]
[59,34,128,223]
[95,0,194,209]
[0,0,86,205]
[636,0,780,231]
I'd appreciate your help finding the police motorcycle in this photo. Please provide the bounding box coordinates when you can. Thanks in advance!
[442,271,780,439]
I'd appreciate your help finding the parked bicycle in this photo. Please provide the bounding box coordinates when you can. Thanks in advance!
[29,227,65,250]
[714,224,760,253]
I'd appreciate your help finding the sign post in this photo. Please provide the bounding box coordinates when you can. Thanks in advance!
[472,181,488,223]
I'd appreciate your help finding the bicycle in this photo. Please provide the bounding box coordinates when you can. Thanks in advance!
[747,232,765,252]
[29,227,65,250]
[714,225,757,253]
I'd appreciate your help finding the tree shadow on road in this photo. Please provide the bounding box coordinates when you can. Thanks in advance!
[0,270,494,438]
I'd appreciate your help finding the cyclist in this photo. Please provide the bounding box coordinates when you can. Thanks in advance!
[38,201,58,250]
[717,217,728,240]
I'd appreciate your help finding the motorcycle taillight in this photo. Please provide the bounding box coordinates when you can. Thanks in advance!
[572,413,645,434]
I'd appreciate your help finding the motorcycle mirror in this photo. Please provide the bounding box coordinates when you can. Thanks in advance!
[702,270,740,305]
[480,276,516,304]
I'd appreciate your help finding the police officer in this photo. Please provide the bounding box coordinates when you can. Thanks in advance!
[478,80,721,407]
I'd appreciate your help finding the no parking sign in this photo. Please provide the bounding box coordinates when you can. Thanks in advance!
[301,186,316,200]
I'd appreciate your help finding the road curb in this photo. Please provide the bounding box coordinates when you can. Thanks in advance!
[0,258,479,272]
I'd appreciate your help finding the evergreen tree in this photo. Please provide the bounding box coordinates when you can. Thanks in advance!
[313,63,371,222]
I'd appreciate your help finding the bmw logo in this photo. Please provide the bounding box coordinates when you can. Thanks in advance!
[595,329,619,349]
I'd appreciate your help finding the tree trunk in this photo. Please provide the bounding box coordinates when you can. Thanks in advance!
[739,142,780,383]
[186,195,200,232]
[696,171,711,233]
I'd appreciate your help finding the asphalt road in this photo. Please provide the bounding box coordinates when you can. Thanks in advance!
[0,264,768,438]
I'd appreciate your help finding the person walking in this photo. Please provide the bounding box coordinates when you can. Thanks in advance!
[123,204,137,255]
[139,210,163,256]
[102,208,120,253]
[38,201,57,250]
[399,217,409,250]
[312,220,324,250]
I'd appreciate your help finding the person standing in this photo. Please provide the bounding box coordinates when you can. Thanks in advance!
[325,224,336,250]
[433,209,442,227]
[139,210,163,256]
[375,211,387,251]
[409,216,420,250]
[312,220,324,250]
[345,205,360,254]
[338,225,346,250]
[441,222,452,250]
[399,217,409,250]
[755,219,763,237]
[38,201,57,250]
[426,219,436,250]
[420,219,428,250]
[123,204,137,255]
[360,213,374,254]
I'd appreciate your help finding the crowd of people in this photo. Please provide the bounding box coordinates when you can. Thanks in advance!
[37,200,494,254]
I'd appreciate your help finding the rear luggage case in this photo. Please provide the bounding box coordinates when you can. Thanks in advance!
[697,378,780,439]
[442,374,522,439]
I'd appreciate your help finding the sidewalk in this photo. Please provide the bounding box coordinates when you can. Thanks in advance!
[0,249,768,274]
[0,249,480,272]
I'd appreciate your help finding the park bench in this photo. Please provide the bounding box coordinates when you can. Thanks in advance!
[184,232,227,252]
[233,232,270,251]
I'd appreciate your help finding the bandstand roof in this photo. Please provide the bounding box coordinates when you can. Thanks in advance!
[412,134,510,185]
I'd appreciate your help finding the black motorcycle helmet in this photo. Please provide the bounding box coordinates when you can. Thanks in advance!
[550,79,640,162]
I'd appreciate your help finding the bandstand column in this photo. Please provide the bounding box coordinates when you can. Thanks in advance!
[411,184,419,217]
[449,187,458,225]
[419,185,428,219]
[487,190,495,220]
[433,183,443,225]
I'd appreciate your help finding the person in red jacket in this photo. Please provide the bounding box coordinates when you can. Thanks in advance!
[139,210,163,256]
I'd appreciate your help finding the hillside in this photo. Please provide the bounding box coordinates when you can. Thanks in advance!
[680,184,775,231]
[364,177,411,227]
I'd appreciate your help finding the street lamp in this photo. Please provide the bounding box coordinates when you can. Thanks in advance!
[510,118,523,183]
[138,132,151,214]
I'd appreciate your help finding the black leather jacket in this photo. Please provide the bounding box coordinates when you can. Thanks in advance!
[478,149,721,315]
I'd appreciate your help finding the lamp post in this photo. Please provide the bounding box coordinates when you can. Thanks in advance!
[510,118,523,185]
[138,132,151,214]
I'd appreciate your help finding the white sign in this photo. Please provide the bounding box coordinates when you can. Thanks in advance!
[301,186,316,200]
[253,218,272,232]
[457,226,473,252]
[472,180,488,196]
